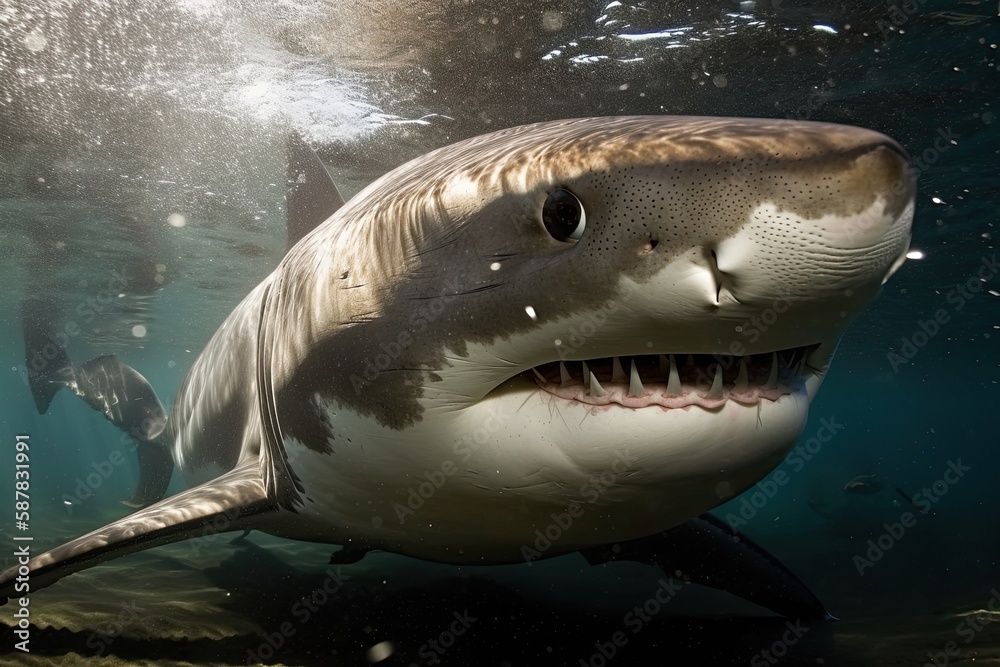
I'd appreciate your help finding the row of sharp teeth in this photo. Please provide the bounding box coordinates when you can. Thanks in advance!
[531,352,794,399]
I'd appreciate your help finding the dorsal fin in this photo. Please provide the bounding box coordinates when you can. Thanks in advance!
[285,133,346,249]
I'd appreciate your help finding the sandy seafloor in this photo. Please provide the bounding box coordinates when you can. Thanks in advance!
[3,504,999,667]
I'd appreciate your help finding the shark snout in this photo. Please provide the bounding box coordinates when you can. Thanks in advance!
[826,140,914,249]
[836,140,915,287]
[706,134,915,315]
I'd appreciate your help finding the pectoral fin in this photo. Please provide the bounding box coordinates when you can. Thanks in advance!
[0,459,274,602]
[580,513,834,620]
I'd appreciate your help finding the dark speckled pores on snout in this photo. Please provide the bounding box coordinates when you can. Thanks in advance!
[264,116,913,448]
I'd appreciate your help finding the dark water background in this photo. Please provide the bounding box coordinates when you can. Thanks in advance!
[1,1,998,665]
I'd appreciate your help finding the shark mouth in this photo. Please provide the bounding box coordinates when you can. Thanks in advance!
[525,344,820,410]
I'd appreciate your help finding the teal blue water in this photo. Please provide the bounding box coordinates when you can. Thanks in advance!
[1,1,998,665]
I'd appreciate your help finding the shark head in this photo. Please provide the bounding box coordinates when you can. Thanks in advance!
[271,116,914,561]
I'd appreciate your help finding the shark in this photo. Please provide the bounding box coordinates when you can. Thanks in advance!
[1,116,914,620]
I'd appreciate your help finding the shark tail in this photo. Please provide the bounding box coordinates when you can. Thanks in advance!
[0,460,273,602]
[21,300,174,508]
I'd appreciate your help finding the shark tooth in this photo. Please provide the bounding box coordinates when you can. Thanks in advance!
[611,356,626,383]
[559,361,572,388]
[704,364,724,399]
[735,358,749,392]
[666,354,682,395]
[764,352,778,389]
[531,367,547,385]
[589,371,608,397]
[659,354,669,376]
[628,360,644,397]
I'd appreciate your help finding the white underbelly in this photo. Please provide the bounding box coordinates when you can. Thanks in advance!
[270,390,808,564]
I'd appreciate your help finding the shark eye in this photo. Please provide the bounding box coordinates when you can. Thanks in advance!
[542,188,586,242]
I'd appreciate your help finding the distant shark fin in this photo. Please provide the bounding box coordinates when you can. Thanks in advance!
[65,355,174,507]
[73,355,169,441]
[21,298,75,414]
[580,513,834,620]
[285,132,346,249]
[0,459,274,601]
[21,302,174,507]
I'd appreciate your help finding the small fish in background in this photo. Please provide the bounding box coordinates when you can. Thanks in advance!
[843,475,937,516]
[895,487,939,517]
[843,474,882,495]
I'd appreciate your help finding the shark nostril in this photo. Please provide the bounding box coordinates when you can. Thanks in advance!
[639,237,660,255]
[705,247,726,305]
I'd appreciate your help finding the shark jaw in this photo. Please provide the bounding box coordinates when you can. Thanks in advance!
[286,334,836,563]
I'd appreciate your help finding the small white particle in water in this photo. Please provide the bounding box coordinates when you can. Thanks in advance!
[541,10,564,32]
[366,641,394,663]
[168,360,176,368]
[989,290,1000,297]
[525,305,538,321]
[23,30,47,52]
[906,249,925,260]
[167,212,186,228]
[156,263,166,273]
[554,338,562,346]
[132,325,147,338]
[813,24,838,34]
[931,197,945,204]
[713,74,728,88]
[618,83,629,91]
[490,261,501,271]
